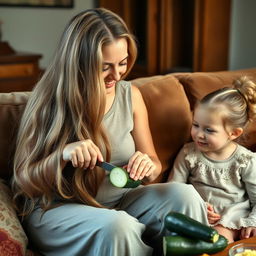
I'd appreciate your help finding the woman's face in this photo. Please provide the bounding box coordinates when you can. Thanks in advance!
[102,38,128,94]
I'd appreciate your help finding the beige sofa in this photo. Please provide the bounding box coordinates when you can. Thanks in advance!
[1,67,256,255]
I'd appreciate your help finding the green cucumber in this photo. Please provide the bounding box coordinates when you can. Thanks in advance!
[109,167,141,188]
[163,235,228,256]
[164,211,219,243]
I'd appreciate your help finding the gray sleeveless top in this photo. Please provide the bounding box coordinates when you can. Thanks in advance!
[103,80,135,167]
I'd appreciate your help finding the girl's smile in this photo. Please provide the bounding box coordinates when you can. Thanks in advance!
[191,105,238,160]
[196,141,208,147]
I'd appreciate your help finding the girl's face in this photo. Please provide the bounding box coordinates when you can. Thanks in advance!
[191,105,234,156]
[102,38,128,94]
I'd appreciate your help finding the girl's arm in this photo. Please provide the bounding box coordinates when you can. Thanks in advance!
[240,155,256,237]
[167,145,190,183]
[128,85,161,182]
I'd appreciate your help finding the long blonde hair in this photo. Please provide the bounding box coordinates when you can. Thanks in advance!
[12,8,137,216]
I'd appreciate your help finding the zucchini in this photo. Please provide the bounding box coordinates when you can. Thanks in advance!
[109,167,141,188]
[163,235,228,256]
[164,212,219,243]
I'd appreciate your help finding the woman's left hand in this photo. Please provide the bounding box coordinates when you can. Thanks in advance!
[126,151,156,181]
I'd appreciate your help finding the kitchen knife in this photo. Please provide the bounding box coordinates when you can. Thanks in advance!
[96,160,117,172]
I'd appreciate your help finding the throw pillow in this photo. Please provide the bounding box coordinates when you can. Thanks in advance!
[0,179,28,256]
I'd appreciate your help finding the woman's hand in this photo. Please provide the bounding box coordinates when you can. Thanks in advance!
[126,151,156,181]
[62,139,103,169]
[240,227,256,239]
[206,203,221,224]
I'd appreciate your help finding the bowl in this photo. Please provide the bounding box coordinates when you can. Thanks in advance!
[229,243,256,256]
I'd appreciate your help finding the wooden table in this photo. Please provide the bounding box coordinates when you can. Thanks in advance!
[210,237,256,256]
[0,41,42,92]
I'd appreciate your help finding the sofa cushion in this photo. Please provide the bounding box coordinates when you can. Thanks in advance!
[0,179,28,255]
[174,68,256,109]
[132,75,192,182]
[174,68,256,151]
[0,92,30,181]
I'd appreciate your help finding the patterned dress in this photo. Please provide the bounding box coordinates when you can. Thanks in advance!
[169,142,256,229]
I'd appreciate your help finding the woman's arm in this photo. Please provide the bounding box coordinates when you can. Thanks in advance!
[16,139,104,197]
[128,85,162,182]
[62,139,104,169]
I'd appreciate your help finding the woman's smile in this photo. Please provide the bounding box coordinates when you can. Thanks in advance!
[105,80,116,89]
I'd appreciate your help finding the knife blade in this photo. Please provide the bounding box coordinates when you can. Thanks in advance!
[96,160,117,172]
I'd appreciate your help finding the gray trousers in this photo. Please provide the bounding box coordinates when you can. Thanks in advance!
[23,181,208,256]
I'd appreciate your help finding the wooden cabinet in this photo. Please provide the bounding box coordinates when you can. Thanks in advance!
[98,0,231,79]
[0,42,42,92]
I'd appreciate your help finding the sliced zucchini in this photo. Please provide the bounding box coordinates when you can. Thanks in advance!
[163,234,228,256]
[109,167,141,188]
[164,211,219,243]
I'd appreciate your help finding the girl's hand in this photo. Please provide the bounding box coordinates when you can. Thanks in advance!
[240,227,256,239]
[62,139,103,169]
[206,203,221,224]
[126,151,156,181]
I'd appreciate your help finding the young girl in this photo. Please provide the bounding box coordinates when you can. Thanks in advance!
[168,76,256,243]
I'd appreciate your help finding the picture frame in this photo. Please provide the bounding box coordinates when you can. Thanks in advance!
[0,0,74,8]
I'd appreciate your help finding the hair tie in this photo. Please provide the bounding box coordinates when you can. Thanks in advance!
[237,88,250,121]
[236,89,247,102]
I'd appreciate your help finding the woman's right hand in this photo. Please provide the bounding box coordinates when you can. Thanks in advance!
[206,203,221,224]
[62,139,103,169]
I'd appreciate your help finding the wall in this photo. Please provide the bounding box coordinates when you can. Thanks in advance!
[1,0,256,71]
[229,0,256,70]
[0,0,94,68]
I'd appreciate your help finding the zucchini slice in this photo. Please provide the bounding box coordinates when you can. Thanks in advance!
[164,212,219,243]
[109,167,141,188]
[163,235,228,256]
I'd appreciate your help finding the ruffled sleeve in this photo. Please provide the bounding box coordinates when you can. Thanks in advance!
[240,152,256,227]
[168,143,195,182]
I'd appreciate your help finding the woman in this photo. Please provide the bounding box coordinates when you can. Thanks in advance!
[12,8,208,255]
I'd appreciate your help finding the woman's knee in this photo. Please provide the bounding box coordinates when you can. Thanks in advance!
[155,182,201,204]
[95,210,152,256]
[166,182,201,201]
[99,210,145,239]
[156,183,205,215]
[166,182,208,223]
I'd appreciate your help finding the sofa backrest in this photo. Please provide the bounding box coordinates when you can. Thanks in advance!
[132,75,192,182]
[132,67,256,182]
[0,92,30,181]
[1,68,256,182]
[0,75,192,183]
[174,68,256,110]
[173,68,256,150]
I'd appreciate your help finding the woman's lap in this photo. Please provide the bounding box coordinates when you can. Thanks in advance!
[120,182,208,223]
[119,182,208,251]
[24,203,152,256]
[23,182,207,256]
